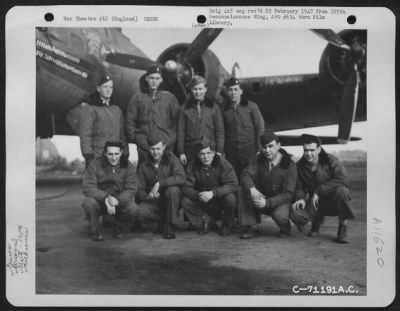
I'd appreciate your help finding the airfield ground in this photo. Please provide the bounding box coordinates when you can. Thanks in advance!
[36,164,366,296]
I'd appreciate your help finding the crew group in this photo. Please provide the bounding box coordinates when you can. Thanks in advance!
[78,65,354,243]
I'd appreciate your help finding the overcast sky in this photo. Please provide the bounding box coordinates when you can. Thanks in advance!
[51,28,367,161]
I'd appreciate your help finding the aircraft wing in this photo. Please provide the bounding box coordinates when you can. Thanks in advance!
[278,135,361,146]
[237,73,366,136]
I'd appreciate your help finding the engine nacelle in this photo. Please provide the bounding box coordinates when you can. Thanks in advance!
[157,43,228,104]
[318,30,367,120]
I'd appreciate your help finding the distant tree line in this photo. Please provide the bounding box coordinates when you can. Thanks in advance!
[36,156,85,175]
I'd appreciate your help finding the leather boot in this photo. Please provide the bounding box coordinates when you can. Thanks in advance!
[198,215,210,235]
[240,226,253,239]
[113,225,123,239]
[308,219,321,237]
[336,224,349,243]
[91,226,104,242]
[163,223,176,239]
[152,222,164,234]
[219,224,231,237]
[276,221,291,238]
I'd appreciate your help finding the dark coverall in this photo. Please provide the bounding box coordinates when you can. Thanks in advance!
[238,148,297,234]
[82,156,138,234]
[222,97,265,176]
[136,152,186,226]
[290,149,354,226]
[78,92,128,160]
[177,97,225,164]
[182,155,238,227]
[125,90,180,163]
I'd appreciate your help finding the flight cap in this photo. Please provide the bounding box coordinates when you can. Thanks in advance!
[146,65,162,76]
[225,77,241,88]
[97,75,113,86]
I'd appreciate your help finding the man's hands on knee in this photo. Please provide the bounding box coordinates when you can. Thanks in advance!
[292,193,318,212]
[147,192,160,200]
[249,187,264,200]
[253,197,267,209]
[292,199,306,211]
[198,191,214,203]
[249,187,267,209]
[146,182,160,200]
[105,195,119,215]
[311,193,319,211]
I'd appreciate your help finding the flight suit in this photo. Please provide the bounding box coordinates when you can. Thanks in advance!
[126,90,180,163]
[182,155,238,227]
[136,152,186,226]
[78,92,128,160]
[222,98,265,176]
[177,97,225,164]
[82,156,138,234]
[290,149,354,227]
[239,149,297,234]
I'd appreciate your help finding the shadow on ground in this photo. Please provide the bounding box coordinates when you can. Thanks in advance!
[36,166,366,295]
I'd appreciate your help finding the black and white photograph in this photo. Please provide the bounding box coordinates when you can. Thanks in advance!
[5,5,396,308]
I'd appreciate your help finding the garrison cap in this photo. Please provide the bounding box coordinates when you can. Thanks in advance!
[97,75,113,86]
[225,77,241,88]
[147,133,165,147]
[146,65,162,76]
[260,130,279,146]
[103,141,124,152]
[302,134,322,146]
[187,75,207,89]
[194,136,215,155]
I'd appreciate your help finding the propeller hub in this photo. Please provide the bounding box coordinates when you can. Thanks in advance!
[179,63,194,85]
[320,30,366,87]
[164,60,178,72]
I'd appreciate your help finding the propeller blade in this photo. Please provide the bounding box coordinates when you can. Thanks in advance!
[337,65,360,143]
[175,77,189,104]
[231,62,241,78]
[105,53,155,70]
[311,29,351,50]
[183,28,223,63]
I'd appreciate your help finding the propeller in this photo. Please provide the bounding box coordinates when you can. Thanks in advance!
[337,64,360,143]
[182,28,223,63]
[312,29,366,143]
[106,28,223,73]
[311,29,350,50]
[105,29,223,104]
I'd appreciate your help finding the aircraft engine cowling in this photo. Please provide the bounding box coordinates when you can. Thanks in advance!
[318,30,367,122]
[156,43,228,105]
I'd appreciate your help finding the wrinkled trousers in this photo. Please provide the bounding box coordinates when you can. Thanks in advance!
[182,193,236,227]
[82,197,137,233]
[290,186,354,227]
[137,186,182,225]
